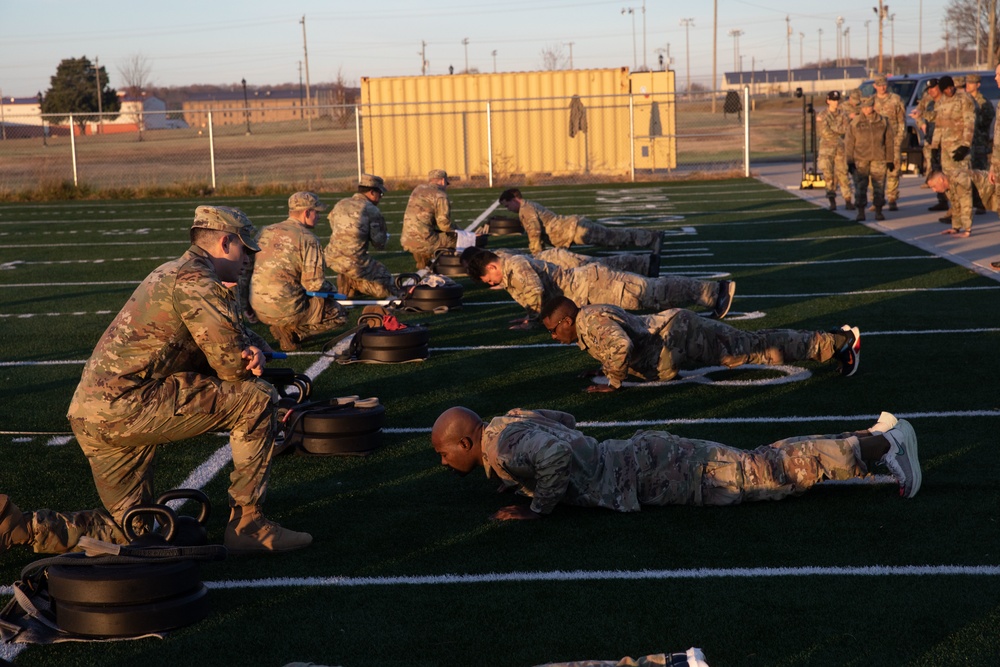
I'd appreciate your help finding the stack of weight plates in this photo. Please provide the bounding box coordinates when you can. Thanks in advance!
[356,322,430,362]
[402,282,463,311]
[486,215,524,235]
[430,251,466,277]
[289,396,386,456]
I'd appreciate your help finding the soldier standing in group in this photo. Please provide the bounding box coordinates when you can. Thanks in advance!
[326,174,399,299]
[430,406,921,522]
[846,97,895,221]
[912,76,975,234]
[538,296,861,392]
[872,74,907,211]
[817,91,854,211]
[913,79,949,211]
[401,169,458,270]
[250,192,347,351]
[27,205,313,555]
[965,74,994,215]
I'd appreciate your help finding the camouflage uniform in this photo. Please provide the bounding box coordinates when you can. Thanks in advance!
[924,89,976,231]
[480,409,868,515]
[970,169,1000,211]
[325,192,395,298]
[401,176,456,269]
[913,89,939,176]
[969,85,995,170]
[64,206,278,546]
[991,94,1000,182]
[496,254,718,314]
[872,89,907,205]
[817,98,852,205]
[516,199,658,256]
[845,104,894,214]
[496,247,651,275]
[250,218,346,344]
[575,304,841,388]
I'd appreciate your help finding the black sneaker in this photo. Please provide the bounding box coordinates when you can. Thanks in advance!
[845,200,857,211]
[928,202,950,211]
[833,325,860,376]
[875,209,885,221]
[855,209,866,222]
[713,280,736,319]
[888,200,898,211]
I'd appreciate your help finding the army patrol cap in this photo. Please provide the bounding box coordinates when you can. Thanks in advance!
[860,96,875,108]
[827,91,841,101]
[954,75,966,86]
[359,173,387,194]
[967,74,981,83]
[926,78,939,89]
[428,169,451,184]
[939,75,955,90]
[874,74,888,85]
[288,191,329,212]
[848,88,861,102]
[192,205,260,252]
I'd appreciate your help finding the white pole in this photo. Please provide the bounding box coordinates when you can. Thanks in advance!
[208,111,217,190]
[355,106,362,179]
[628,93,635,182]
[486,101,494,188]
[743,86,750,177]
[69,114,78,186]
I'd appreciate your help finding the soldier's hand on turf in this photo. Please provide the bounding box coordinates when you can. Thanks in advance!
[243,346,266,376]
[585,384,617,393]
[491,505,542,521]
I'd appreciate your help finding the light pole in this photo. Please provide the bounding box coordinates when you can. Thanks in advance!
[865,20,871,74]
[799,32,805,68]
[786,15,792,94]
[565,42,575,69]
[462,37,469,72]
[622,7,637,70]
[728,29,743,72]
[844,26,851,64]
[818,28,823,68]
[680,18,694,94]
[37,92,46,147]
[241,78,251,135]
[94,56,104,135]
[890,13,896,72]
[492,50,498,73]
[836,17,844,67]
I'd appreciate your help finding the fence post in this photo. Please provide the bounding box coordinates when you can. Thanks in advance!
[208,111,217,190]
[69,114,78,187]
[355,105,362,179]
[486,101,493,188]
[743,86,751,177]
[628,93,635,182]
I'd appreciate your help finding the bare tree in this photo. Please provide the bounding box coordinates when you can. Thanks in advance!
[118,53,153,140]
[540,44,570,70]
[331,67,356,129]
[944,0,999,67]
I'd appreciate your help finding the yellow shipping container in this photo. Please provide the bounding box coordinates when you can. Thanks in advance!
[359,68,676,183]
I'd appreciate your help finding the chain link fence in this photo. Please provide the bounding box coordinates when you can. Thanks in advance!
[0,89,810,195]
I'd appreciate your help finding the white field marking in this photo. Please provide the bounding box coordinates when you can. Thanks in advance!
[663,235,883,245]
[737,286,1000,298]
[591,364,812,388]
[45,435,74,446]
[669,255,935,269]
[0,256,174,268]
[0,241,185,249]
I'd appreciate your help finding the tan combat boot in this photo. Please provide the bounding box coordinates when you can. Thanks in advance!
[336,273,357,298]
[269,325,300,352]
[223,506,312,554]
[0,495,32,554]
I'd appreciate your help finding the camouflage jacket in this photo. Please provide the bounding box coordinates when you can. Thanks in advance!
[992,110,1000,179]
[576,304,684,388]
[497,254,565,312]
[970,90,996,150]
[324,193,388,272]
[67,245,263,420]
[481,408,644,514]
[970,169,999,211]
[924,91,975,150]
[845,112,895,163]
[249,219,334,323]
[401,182,452,252]
[817,106,848,156]
[912,91,937,142]
[873,92,906,144]
[517,200,581,254]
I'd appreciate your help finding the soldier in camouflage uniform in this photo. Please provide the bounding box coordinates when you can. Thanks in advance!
[913,76,975,232]
[51,206,311,555]
[913,80,951,212]
[464,249,735,324]
[325,174,399,299]
[990,64,1000,186]
[846,97,895,221]
[498,188,662,260]
[250,192,347,351]
[925,169,996,237]
[480,246,653,275]
[872,75,907,210]
[401,169,458,270]
[965,74,994,214]
[538,297,861,392]
[817,91,854,211]
[429,406,921,520]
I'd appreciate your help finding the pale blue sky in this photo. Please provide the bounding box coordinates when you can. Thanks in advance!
[1,0,952,97]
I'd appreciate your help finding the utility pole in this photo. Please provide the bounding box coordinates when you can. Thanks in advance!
[844,27,851,65]
[565,42,574,69]
[919,0,924,72]
[420,41,429,75]
[799,32,805,68]
[978,0,983,65]
[728,29,743,72]
[712,0,718,113]
[786,16,792,94]
[298,61,304,119]
[492,50,498,73]
[865,20,871,74]
[623,7,637,71]
[890,14,895,73]
[462,37,469,73]
[300,15,312,131]
[874,2,887,74]
[641,0,647,71]
[835,17,844,67]
[241,78,251,135]
[818,28,823,69]
[95,55,103,135]
[680,18,694,95]
[990,0,997,69]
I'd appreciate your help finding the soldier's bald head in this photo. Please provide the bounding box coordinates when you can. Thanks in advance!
[432,407,483,445]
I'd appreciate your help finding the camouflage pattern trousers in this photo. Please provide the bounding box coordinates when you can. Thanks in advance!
[576,220,657,249]
[405,231,457,270]
[630,430,866,507]
[27,507,128,553]
[942,150,973,232]
[332,255,395,299]
[66,375,279,543]
[268,295,347,341]
[818,150,852,202]
[885,138,905,203]
[566,264,718,311]
[852,160,888,209]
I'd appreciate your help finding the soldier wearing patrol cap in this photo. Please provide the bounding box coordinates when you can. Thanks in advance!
[846,97,895,221]
[55,205,312,555]
[965,73,994,214]
[401,169,460,270]
[817,90,854,211]
[250,192,347,351]
[872,74,907,211]
[325,174,400,299]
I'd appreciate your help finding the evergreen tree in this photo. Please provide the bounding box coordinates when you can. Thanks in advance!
[40,57,120,129]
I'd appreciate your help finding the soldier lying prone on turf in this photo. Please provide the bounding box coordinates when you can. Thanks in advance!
[429,407,921,522]
[539,296,861,392]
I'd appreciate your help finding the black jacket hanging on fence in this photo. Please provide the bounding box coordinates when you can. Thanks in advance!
[569,95,588,137]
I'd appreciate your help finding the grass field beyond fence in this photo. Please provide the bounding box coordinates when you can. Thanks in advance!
[2,179,1000,666]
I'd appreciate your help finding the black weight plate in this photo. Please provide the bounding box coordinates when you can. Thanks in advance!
[410,284,464,299]
[47,559,201,606]
[298,432,382,456]
[433,254,464,268]
[358,326,430,349]
[294,404,386,436]
[488,217,524,235]
[435,264,467,277]
[357,344,429,363]
[54,584,209,637]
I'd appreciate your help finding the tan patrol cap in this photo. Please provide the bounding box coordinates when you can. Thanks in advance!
[966,74,981,83]
[954,75,967,86]
[359,173,387,193]
[288,191,329,212]
[192,205,260,252]
[428,169,450,184]
[874,74,888,85]
[861,96,875,108]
